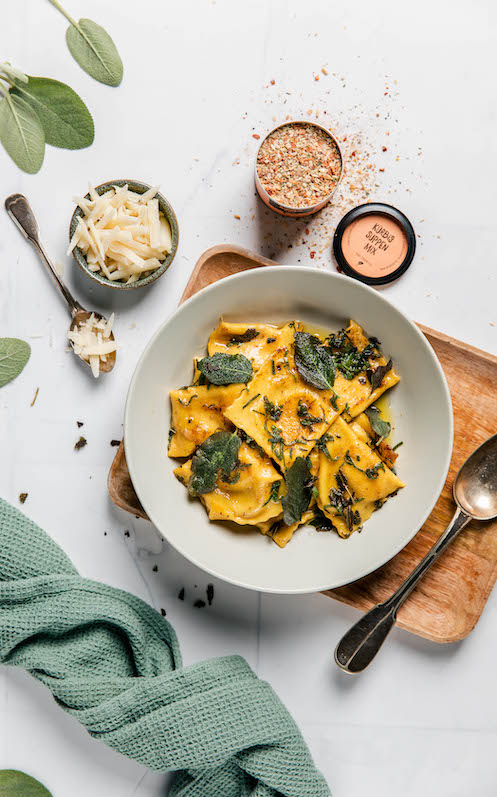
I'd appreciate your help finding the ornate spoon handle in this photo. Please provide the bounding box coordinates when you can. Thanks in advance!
[335,508,472,673]
[5,193,83,316]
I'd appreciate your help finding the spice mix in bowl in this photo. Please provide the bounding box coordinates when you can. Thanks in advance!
[255,121,343,217]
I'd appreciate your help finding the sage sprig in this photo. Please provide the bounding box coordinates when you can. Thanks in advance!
[0,769,52,796]
[48,0,123,86]
[0,62,94,173]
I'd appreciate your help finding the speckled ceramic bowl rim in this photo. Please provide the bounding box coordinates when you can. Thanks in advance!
[255,120,344,215]
[69,179,179,290]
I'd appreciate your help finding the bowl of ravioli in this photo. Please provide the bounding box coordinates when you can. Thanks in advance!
[124,267,453,593]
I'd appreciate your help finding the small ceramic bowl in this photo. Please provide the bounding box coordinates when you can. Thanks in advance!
[69,179,179,290]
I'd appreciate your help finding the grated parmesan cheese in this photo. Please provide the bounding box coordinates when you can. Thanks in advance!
[68,313,117,378]
[68,184,173,284]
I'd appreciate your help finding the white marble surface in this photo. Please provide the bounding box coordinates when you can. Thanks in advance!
[1,1,497,795]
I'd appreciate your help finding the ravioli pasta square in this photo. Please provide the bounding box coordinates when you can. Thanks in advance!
[208,321,286,370]
[168,384,240,457]
[224,343,339,470]
[331,321,400,419]
[174,443,283,527]
[316,416,404,538]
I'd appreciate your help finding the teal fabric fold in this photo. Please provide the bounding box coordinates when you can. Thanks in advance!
[0,498,330,796]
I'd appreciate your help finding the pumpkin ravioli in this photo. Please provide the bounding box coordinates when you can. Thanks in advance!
[174,442,283,527]
[316,416,404,537]
[168,384,240,457]
[224,345,339,470]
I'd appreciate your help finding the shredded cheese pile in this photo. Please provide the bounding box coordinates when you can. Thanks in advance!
[68,184,172,284]
[68,313,117,378]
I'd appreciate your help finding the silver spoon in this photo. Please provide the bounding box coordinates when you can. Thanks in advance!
[335,433,497,673]
[4,193,116,375]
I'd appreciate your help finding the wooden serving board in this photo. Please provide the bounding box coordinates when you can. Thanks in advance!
[108,244,497,643]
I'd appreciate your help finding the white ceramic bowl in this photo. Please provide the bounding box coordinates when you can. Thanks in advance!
[124,267,453,593]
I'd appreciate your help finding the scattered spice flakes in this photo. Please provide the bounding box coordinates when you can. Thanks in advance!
[77,421,84,428]
[110,439,120,447]
[256,122,342,209]
[382,146,387,152]
[30,387,39,407]
[321,67,328,75]
[152,565,158,573]
[194,599,206,609]
[74,436,87,450]
[160,608,166,617]
[206,583,214,605]
[19,492,28,504]
[252,134,260,140]
[178,587,185,601]
[124,530,130,537]
[234,214,241,220]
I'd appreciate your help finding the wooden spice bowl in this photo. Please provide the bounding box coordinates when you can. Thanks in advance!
[255,120,343,218]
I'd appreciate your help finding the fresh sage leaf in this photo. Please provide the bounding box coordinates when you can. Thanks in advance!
[0,94,45,174]
[12,77,94,149]
[367,359,393,392]
[189,431,241,496]
[66,18,123,86]
[365,405,391,441]
[294,331,336,391]
[0,338,31,387]
[0,770,52,796]
[281,456,313,526]
[197,353,253,385]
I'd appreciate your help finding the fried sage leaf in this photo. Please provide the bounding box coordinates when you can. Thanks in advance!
[0,94,45,174]
[264,395,283,421]
[294,331,336,391]
[189,431,241,496]
[12,77,94,149]
[229,328,259,345]
[281,456,313,526]
[0,338,31,388]
[197,352,253,385]
[365,405,391,441]
[0,770,52,796]
[367,359,393,392]
[309,508,336,531]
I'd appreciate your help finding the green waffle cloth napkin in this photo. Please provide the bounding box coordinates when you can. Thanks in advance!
[0,498,330,796]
